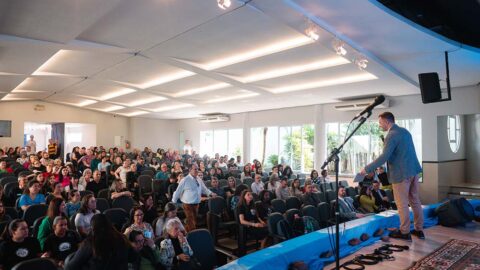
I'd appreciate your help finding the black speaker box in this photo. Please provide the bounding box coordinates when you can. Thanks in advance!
[418,72,442,104]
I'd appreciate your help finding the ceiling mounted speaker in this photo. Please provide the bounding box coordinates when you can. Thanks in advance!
[418,73,442,104]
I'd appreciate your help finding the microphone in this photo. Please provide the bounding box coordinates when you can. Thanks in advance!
[353,95,385,120]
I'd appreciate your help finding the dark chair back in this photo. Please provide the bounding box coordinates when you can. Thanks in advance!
[23,204,48,227]
[317,202,330,228]
[346,186,357,197]
[243,177,254,187]
[0,220,9,236]
[301,205,320,223]
[103,208,129,231]
[112,196,135,214]
[285,208,301,226]
[11,258,57,270]
[385,189,394,202]
[326,190,336,204]
[187,229,219,270]
[0,176,17,187]
[31,216,45,238]
[267,212,287,243]
[286,196,302,210]
[138,175,153,194]
[271,199,286,214]
[339,180,349,188]
[79,190,93,200]
[97,188,110,200]
[96,198,110,213]
[141,170,155,177]
[5,207,18,219]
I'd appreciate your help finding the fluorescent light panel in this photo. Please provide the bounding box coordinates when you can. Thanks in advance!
[32,50,69,75]
[99,88,136,100]
[172,83,230,97]
[205,93,259,103]
[270,73,378,94]
[152,104,194,112]
[241,57,349,83]
[203,36,313,70]
[102,105,125,112]
[75,99,98,107]
[139,70,195,89]
[118,111,149,117]
[126,96,167,107]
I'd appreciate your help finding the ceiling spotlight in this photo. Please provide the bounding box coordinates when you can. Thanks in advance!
[217,0,231,9]
[354,56,368,70]
[304,21,320,41]
[332,39,347,56]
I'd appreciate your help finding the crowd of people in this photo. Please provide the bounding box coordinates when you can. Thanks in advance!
[0,142,394,269]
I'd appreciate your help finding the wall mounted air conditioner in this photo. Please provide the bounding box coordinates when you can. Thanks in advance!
[198,114,230,123]
[334,98,390,111]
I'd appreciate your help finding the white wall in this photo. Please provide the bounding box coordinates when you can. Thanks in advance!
[128,117,178,151]
[0,101,129,149]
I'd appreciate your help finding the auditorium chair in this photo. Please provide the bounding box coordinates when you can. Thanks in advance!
[79,190,93,200]
[286,196,302,210]
[31,216,45,238]
[187,229,234,269]
[339,180,349,188]
[207,197,236,246]
[0,175,17,187]
[346,186,357,198]
[112,196,135,214]
[267,212,292,244]
[137,175,153,197]
[243,177,254,187]
[140,169,155,177]
[0,221,9,237]
[326,190,336,204]
[97,188,110,200]
[104,208,129,231]
[5,206,18,219]
[271,199,287,214]
[317,202,330,228]
[23,204,47,227]
[301,205,320,224]
[95,198,110,213]
[233,207,260,256]
[12,258,57,270]
[285,208,301,226]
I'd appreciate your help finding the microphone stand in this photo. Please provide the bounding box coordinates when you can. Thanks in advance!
[321,112,372,269]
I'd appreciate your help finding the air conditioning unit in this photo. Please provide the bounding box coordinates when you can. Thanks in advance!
[334,98,390,111]
[198,114,230,123]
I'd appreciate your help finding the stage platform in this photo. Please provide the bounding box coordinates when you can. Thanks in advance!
[218,200,480,270]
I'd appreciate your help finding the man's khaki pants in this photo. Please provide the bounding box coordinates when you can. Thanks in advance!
[392,175,424,234]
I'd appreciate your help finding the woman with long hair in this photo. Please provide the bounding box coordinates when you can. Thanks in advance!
[240,163,252,182]
[65,214,134,270]
[154,202,183,238]
[37,197,66,249]
[140,193,157,225]
[236,190,269,248]
[359,186,379,213]
[289,178,303,198]
[74,194,99,238]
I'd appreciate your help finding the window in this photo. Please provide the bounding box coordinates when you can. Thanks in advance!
[447,115,461,153]
[199,129,243,158]
[326,119,422,175]
[250,125,314,172]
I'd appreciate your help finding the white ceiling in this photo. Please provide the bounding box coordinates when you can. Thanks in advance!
[1,0,479,119]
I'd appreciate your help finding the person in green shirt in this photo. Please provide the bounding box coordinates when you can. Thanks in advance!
[37,197,66,250]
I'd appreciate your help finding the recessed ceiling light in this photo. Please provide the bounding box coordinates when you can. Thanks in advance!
[152,104,194,112]
[139,70,195,89]
[269,73,378,94]
[102,105,125,112]
[126,96,167,107]
[240,58,349,83]
[172,83,230,97]
[203,36,313,70]
[75,99,98,107]
[217,0,231,10]
[99,88,136,100]
[32,50,69,75]
[205,93,259,103]
[118,111,149,117]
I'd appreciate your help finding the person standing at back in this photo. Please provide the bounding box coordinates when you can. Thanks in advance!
[171,166,216,232]
[361,112,424,240]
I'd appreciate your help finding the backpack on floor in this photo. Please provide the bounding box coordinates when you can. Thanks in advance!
[435,198,474,227]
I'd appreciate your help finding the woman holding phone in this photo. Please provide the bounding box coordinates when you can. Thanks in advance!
[124,206,154,239]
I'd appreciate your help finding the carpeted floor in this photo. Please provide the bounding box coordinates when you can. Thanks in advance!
[408,239,480,270]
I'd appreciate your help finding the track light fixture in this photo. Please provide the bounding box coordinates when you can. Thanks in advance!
[304,20,320,41]
[332,39,347,56]
[217,0,231,10]
[354,55,368,70]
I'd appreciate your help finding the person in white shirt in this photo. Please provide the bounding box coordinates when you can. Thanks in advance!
[183,140,192,155]
[235,156,243,167]
[172,166,216,232]
[26,135,37,153]
[217,156,227,169]
[251,174,264,195]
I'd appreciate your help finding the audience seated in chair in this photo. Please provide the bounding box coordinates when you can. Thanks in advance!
[371,180,390,210]
[159,219,193,270]
[0,219,41,270]
[42,216,80,268]
[74,194,100,238]
[236,190,269,249]
[301,183,321,207]
[275,178,290,200]
[338,187,364,221]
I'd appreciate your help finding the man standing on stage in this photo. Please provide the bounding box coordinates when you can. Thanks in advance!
[361,112,424,240]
